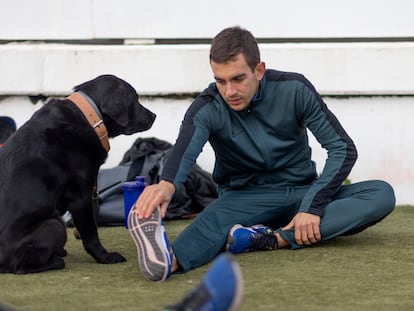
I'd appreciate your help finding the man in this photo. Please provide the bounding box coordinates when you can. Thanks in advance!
[128,26,395,282]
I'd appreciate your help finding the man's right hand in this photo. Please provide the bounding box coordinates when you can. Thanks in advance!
[134,180,176,219]
[282,212,321,246]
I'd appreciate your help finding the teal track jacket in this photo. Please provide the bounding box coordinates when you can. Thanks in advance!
[161,69,357,216]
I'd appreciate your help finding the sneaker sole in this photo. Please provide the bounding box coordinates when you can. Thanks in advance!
[128,207,170,281]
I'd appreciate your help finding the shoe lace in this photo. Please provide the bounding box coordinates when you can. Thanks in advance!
[250,233,278,251]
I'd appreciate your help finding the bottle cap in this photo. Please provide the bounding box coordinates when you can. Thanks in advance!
[122,181,140,190]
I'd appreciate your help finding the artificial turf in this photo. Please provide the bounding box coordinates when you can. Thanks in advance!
[1,206,413,311]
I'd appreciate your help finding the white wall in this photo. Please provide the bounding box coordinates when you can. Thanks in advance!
[1,42,413,96]
[1,0,413,39]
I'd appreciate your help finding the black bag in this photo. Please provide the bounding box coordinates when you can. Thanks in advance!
[96,163,131,226]
[96,137,218,226]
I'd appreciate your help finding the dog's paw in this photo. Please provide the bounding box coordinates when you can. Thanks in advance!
[58,248,67,257]
[101,252,127,264]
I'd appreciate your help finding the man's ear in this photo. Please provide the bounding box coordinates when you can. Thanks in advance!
[255,61,266,80]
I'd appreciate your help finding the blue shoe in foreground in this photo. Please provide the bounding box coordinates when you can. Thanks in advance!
[226,224,278,254]
[128,206,172,281]
[164,253,244,311]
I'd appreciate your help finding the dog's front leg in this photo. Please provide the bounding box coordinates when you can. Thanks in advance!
[71,204,126,264]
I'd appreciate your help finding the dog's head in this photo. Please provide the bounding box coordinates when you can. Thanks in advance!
[73,75,156,137]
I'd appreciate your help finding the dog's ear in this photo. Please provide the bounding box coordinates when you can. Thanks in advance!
[75,75,132,128]
[101,94,129,127]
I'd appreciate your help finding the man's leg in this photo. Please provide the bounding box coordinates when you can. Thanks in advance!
[127,185,300,280]
[172,185,302,271]
[277,180,396,249]
[128,207,173,281]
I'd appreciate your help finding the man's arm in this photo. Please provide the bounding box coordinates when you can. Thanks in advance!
[282,78,356,245]
[298,79,357,217]
[135,90,215,219]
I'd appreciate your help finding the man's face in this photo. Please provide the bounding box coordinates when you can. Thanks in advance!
[211,53,265,111]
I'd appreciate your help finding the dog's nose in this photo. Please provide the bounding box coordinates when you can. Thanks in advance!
[141,109,156,130]
[127,103,156,134]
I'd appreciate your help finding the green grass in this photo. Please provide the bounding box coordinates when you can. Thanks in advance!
[1,206,414,311]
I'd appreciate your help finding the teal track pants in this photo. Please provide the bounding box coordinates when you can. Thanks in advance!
[171,180,395,272]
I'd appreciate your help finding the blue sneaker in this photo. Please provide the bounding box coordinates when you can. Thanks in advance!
[164,253,244,311]
[226,224,278,254]
[128,206,172,281]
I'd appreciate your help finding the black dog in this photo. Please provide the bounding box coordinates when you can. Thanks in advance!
[0,74,156,274]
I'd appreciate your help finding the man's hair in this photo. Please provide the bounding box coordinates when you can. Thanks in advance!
[209,26,260,72]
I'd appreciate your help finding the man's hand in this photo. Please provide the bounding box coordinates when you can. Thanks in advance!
[134,180,175,219]
[282,212,321,246]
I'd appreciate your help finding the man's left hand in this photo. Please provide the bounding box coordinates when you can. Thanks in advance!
[282,212,321,246]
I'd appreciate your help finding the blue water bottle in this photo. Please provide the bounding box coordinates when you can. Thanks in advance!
[122,176,147,228]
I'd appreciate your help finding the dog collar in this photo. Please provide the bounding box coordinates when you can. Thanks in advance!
[67,92,110,152]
